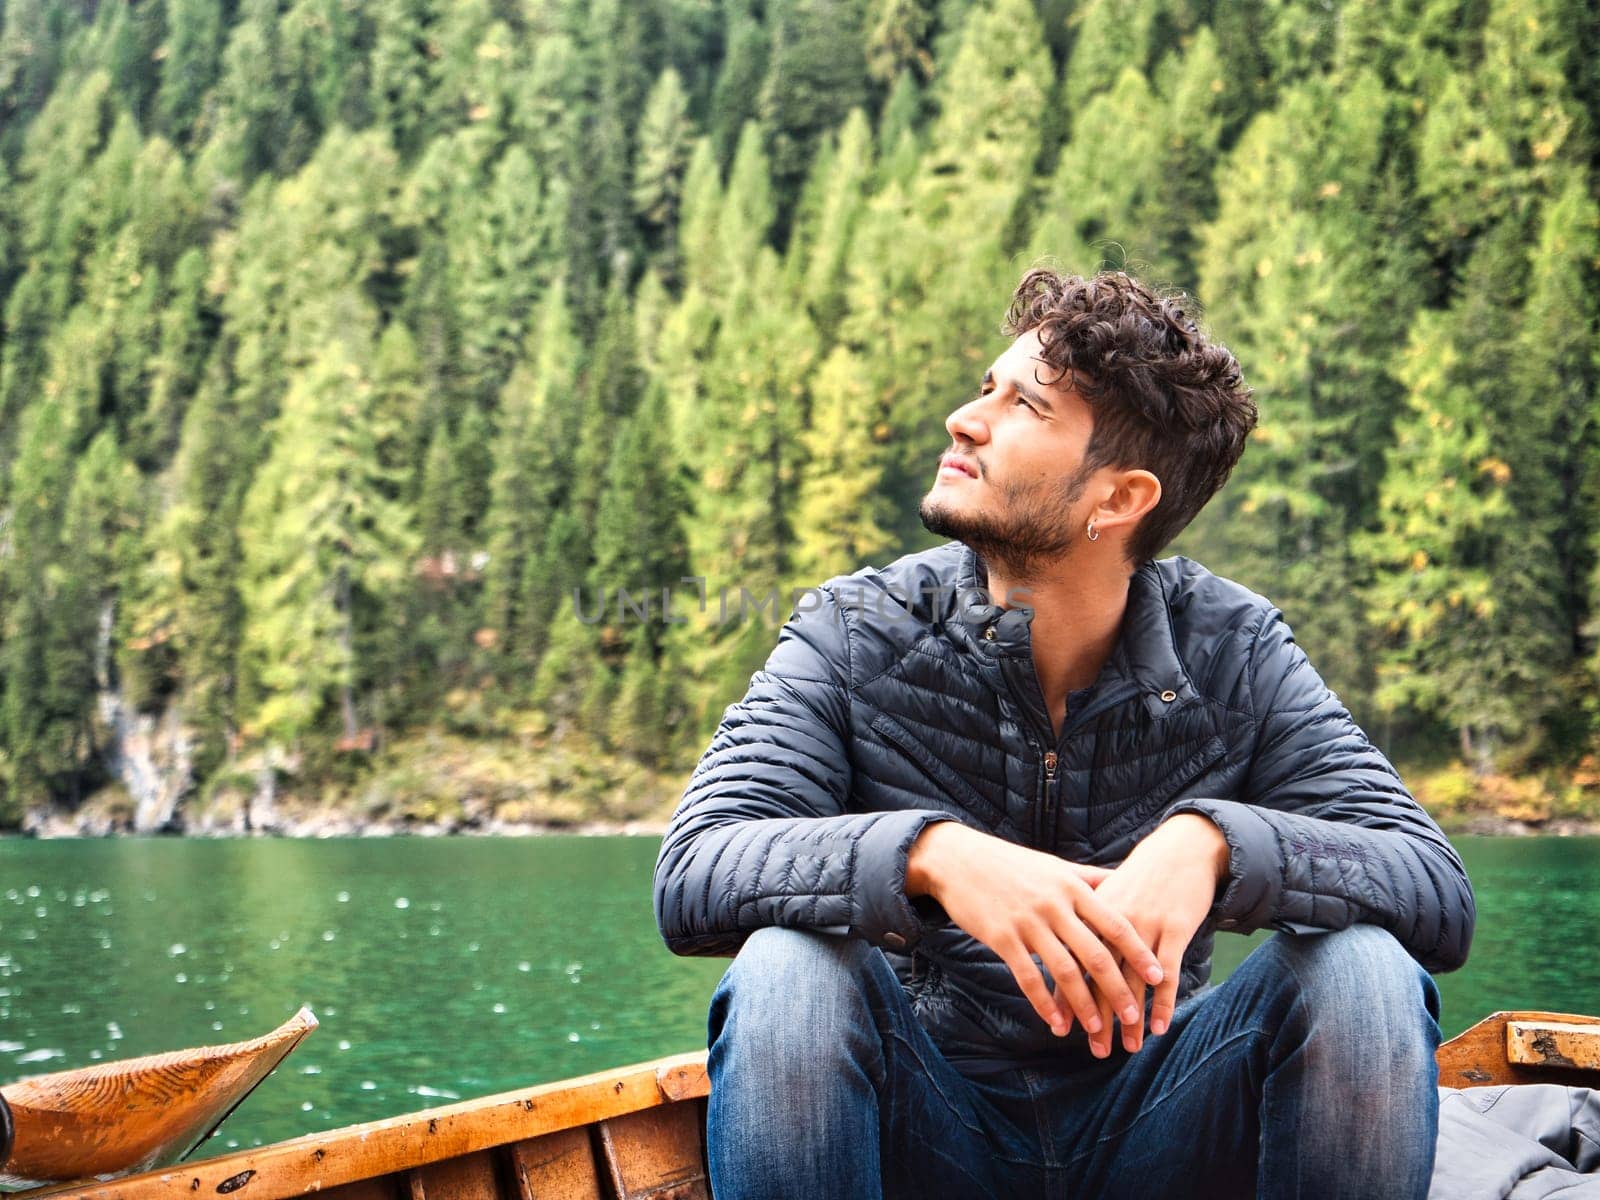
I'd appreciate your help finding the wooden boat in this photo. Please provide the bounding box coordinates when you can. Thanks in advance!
[1435,1009,1600,1087]
[1,1009,317,1191]
[15,1011,1600,1200]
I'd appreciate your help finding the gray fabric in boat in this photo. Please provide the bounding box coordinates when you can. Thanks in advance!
[1432,1085,1600,1198]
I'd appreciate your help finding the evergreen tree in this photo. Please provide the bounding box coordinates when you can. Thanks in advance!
[570,278,649,535]
[791,108,874,336]
[632,67,695,282]
[874,71,922,174]
[865,0,932,86]
[1519,171,1600,667]
[1357,306,1517,771]
[842,0,1051,549]
[0,0,68,145]
[156,0,226,143]
[206,0,309,179]
[589,387,693,656]
[1060,0,1163,123]
[1521,178,1600,720]
[282,0,369,134]
[675,137,726,298]
[1,312,99,808]
[522,508,591,671]
[131,247,212,470]
[480,283,579,672]
[718,121,779,294]
[371,320,428,488]
[1031,28,1226,285]
[453,404,495,548]
[608,633,669,765]
[368,0,434,158]
[93,0,165,124]
[791,345,895,583]
[529,593,602,729]
[126,357,251,782]
[454,146,556,404]
[236,299,417,748]
[708,4,769,170]
[1183,73,1429,706]
[757,0,869,231]
[688,248,817,589]
[56,430,142,773]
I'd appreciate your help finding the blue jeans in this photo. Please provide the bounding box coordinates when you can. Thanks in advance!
[706,924,1442,1199]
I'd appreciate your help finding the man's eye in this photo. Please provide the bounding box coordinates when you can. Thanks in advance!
[1015,396,1036,412]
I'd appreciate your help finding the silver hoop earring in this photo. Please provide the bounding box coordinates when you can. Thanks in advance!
[1086,521,1100,542]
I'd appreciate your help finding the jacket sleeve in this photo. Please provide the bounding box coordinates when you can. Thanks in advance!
[653,585,956,957]
[1169,607,1476,972]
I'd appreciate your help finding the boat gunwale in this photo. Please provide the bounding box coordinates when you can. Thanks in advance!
[21,1052,709,1200]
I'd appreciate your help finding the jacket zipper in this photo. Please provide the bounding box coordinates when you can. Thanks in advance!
[1000,654,1143,845]
[1037,749,1059,844]
[1000,657,1059,844]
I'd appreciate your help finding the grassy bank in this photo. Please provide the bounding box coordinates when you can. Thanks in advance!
[26,723,1600,838]
[1407,760,1600,835]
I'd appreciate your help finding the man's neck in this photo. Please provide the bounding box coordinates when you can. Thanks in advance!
[980,552,1132,735]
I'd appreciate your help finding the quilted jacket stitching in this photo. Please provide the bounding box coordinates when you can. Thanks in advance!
[869,712,1016,836]
[870,705,1013,795]
[1092,735,1229,843]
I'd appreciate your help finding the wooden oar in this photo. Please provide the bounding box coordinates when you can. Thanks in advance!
[1,1007,317,1190]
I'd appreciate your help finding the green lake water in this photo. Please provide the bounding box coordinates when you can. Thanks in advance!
[0,835,1595,1157]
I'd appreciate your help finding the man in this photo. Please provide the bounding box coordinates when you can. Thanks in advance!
[653,267,1476,1199]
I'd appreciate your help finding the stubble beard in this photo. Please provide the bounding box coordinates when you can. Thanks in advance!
[919,463,1095,586]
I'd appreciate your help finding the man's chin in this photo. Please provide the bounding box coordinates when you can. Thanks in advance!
[919,496,990,545]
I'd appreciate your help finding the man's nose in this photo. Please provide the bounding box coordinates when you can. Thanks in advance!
[945,396,989,444]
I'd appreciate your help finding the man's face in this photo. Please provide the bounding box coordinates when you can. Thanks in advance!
[919,329,1100,582]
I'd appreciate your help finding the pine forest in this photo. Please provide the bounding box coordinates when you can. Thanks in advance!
[0,0,1596,833]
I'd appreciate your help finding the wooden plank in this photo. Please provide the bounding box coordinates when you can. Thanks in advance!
[1437,1011,1600,1088]
[318,1177,397,1200]
[23,1052,709,1200]
[407,1152,500,1200]
[507,1129,602,1200]
[595,1105,709,1200]
[651,1062,706,1105]
[1507,1020,1600,1071]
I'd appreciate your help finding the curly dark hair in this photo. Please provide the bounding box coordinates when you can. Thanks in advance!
[1003,266,1257,566]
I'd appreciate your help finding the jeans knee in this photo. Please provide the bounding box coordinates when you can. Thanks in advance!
[1270,925,1440,1065]
[718,927,873,1005]
[710,928,876,1059]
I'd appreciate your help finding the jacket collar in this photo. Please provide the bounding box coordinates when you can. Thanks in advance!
[949,541,1196,714]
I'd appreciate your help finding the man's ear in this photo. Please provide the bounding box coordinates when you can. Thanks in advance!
[1093,469,1162,533]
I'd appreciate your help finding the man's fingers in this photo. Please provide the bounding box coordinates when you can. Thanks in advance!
[1088,984,1117,1059]
[1149,938,1185,1037]
[1054,913,1142,1029]
[1118,958,1146,1053]
[1074,890,1164,987]
[1030,931,1103,1036]
[995,938,1069,1035]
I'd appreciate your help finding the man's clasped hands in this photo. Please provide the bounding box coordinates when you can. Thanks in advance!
[904,813,1230,1057]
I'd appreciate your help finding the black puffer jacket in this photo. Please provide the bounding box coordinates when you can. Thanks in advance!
[654,540,1475,1069]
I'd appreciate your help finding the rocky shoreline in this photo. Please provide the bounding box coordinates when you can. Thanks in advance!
[24,684,1599,841]
[12,805,1597,840]
[1444,814,1600,838]
[17,802,674,840]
